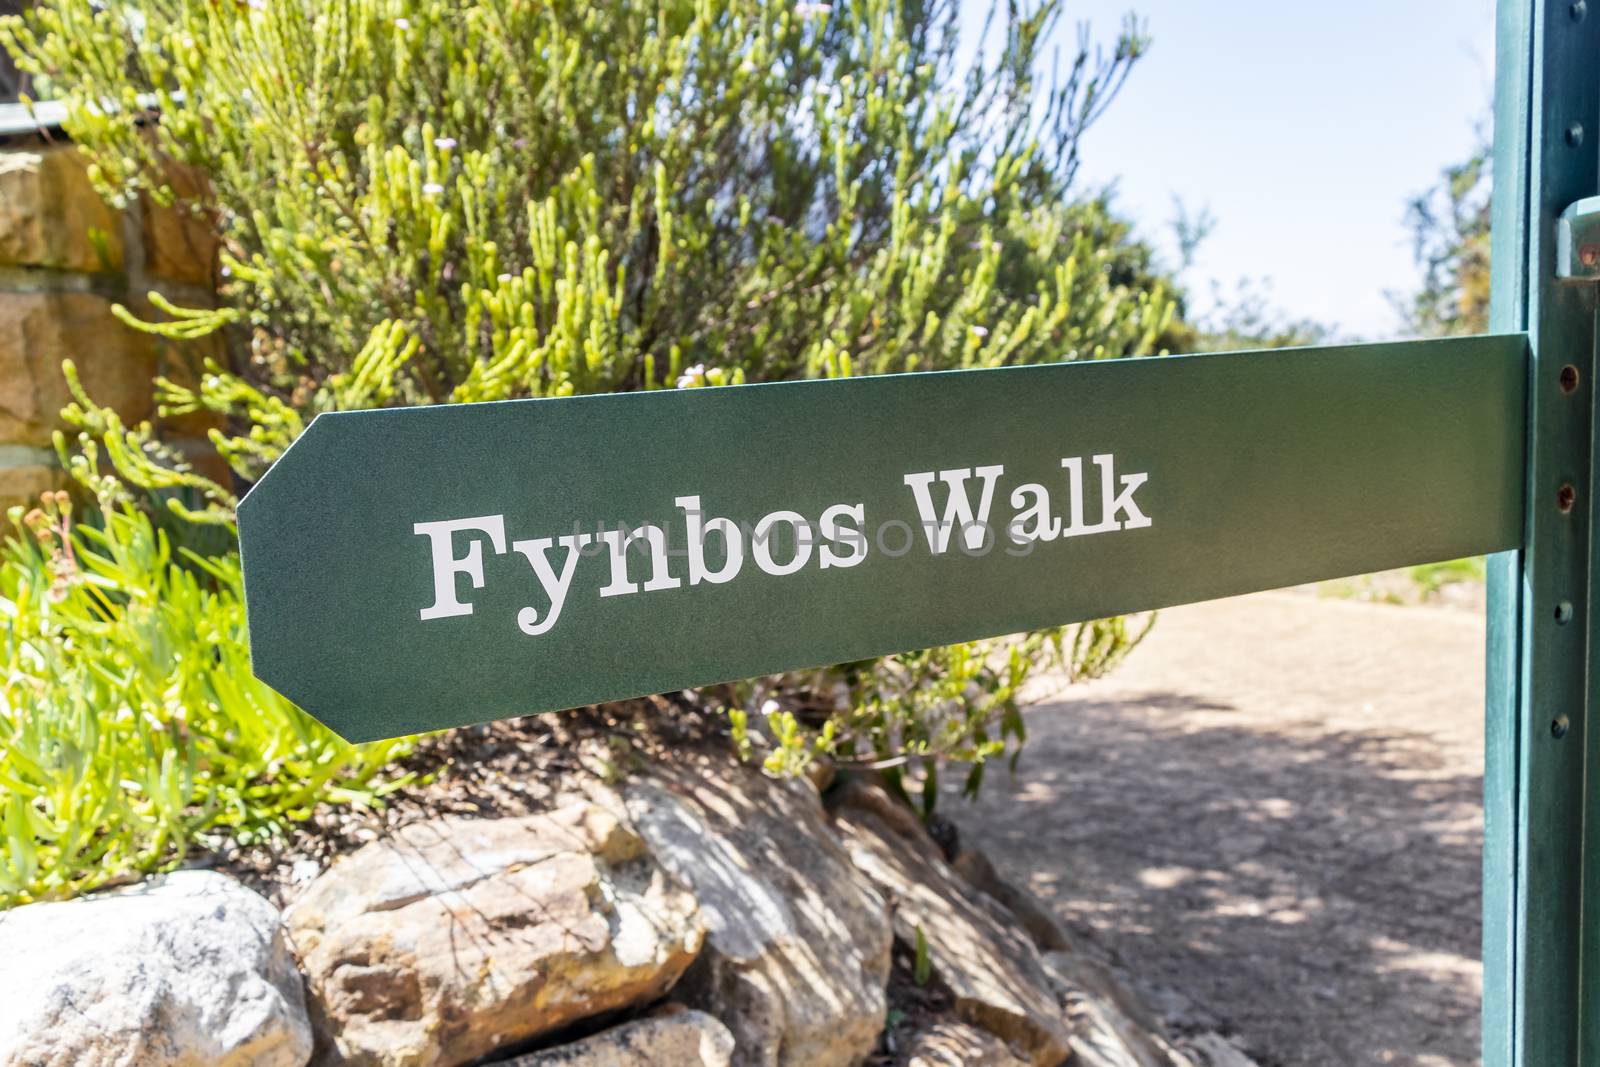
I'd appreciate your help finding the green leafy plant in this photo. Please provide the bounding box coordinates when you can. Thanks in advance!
[736,616,1150,803]
[1,0,1177,868]
[4,0,1177,425]
[0,412,409,908]
[1408,556,1485,598]
[913,925,933,986]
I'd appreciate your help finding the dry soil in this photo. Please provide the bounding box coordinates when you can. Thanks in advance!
[949,590,1485,1067]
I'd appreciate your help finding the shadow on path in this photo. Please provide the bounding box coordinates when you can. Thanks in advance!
[948,594,1483,1067]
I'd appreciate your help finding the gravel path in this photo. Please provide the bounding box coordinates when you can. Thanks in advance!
[949,591,1485,1067]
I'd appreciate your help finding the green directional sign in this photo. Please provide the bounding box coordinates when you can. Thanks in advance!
[237,335,1526,742]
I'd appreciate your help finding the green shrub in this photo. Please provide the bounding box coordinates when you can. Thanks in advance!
[0,458,408,908]
[5,0,1177,421]
[0,0,1173,891]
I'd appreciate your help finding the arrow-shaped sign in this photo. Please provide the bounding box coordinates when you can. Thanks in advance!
[238,335,1525,742]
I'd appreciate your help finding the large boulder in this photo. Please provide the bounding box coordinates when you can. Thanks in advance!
[616,755,893,1067]
[830,783,1071,1067]
[904,1021,1031,1067]
[1040,951,1194,1067]
[285,803,704,1067]
[490,1008,734,1066]
[946,839,1075,954]
[0,869,312,1067]
[1179,1033,1258,1066]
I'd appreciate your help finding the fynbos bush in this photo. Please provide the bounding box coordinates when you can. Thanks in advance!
[2,0,1169,830]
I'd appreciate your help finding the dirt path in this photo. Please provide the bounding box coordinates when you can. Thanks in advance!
[948,591,1485,1067]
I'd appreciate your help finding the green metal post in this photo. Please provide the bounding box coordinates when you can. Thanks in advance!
[1487,0,1600,1062]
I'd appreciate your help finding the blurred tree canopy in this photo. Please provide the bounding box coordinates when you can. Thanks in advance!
[1397,138,1491,338]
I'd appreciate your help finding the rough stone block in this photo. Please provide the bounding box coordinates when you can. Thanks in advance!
[0,461,63,511]
[832,782,1072,1067]
[0,870,313,1067]
[0,147,123,273]
[141,165,218,285]
[622,755,895,1067]
[492,1009,735,1067]
[0,290,158,446]
[287,804,705,1067]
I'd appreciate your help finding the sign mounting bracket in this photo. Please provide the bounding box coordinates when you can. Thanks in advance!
[1556,195,1600,279]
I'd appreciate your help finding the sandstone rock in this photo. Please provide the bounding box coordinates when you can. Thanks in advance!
[944,837,1198,1066]
[947,839,1075,954]
[1040,952,1192,1067]
[0,148,123,273]
[904,1020,1031,1067]
[1178,1032,1257,1067]
[490,1008,734,1066]
[141,169,219,286]
[0,869,312,1067]
[617,755,893,1067]
[0,290,157,445]
[831,783,1071,1067]
[0,460,62,510]
[285,803,704,1067]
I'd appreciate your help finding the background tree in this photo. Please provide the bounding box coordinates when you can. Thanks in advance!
[1396,138,1491,337]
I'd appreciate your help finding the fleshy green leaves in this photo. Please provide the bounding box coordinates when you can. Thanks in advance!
[0,493,410,907]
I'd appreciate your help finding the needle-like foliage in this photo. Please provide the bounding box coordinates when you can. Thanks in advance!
[0,0,1176,896]
[6,0,1178,433]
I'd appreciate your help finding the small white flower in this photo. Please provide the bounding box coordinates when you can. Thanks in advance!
[433,136,457,150]
[760,698,782,716]
[394,16,410,29]
[970,325,989,338]
[220,265,232,277]
[675,362,707,388]
[421,181,444,195]
[795,2,832,15]
[247,0,265,9]
[497,272,512,283]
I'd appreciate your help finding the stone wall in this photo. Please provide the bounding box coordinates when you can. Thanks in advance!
[0,129,221,508]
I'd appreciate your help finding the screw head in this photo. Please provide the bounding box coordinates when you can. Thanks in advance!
[1574,0,1588,20]
[1569,122,1586,146]
[1553,715,1571,740]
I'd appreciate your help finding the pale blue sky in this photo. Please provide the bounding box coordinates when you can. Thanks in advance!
[967,1,1498,340]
